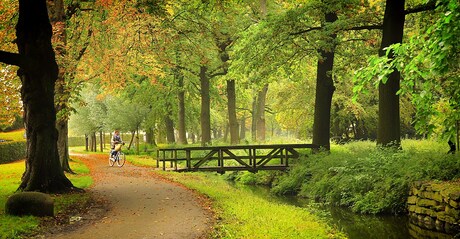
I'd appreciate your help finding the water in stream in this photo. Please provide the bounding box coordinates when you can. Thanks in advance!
[233,184,456,239]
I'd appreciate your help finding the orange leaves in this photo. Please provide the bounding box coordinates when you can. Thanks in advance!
[96,0,115,8]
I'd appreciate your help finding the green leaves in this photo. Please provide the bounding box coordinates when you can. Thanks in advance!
[353,0,460,139]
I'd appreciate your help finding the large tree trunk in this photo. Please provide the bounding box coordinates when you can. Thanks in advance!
[227,80,239,144]
[16,0,75,193]
[200,66,211,146]
[256,84,268,142]
[377,0,405,147]
[312,12,338,151]
[177,76,188,144]
[48,0,75,173]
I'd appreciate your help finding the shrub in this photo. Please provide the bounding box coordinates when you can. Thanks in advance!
[0,141,26,164]
[272,140,460,215]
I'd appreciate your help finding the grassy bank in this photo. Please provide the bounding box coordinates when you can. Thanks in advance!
[236,140,460,215]
[123,153,345,238]
[0,159,93,239]
[160,171,346,239]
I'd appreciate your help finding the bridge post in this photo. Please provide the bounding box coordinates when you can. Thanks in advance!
[186,149,191,170]
[156,149,160,168]
[252,148,257,171]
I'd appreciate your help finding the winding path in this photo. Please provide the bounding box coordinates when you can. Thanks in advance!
[49,153,213,239]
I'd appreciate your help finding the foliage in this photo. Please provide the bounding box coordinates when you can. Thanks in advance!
[354,0,460,140]
[159,171,346,239]
[0,0,21,131]
[271,140,460,214]
[0,129,26,164]
[0,142,26,164]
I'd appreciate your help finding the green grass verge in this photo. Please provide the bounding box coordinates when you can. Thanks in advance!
[159,171,346,239]
[0,158,93,239]
[127,154,345,238]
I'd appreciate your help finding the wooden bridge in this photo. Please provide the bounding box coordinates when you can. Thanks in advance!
[156,144,319,173]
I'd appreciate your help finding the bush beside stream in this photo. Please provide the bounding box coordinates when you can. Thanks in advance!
[229,140,460,215]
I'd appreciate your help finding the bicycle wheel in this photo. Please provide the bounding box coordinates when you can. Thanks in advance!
[109,153,115,167]
[117,152,126,167]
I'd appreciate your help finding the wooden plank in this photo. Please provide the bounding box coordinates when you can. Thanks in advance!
[193,149,218,168]
[222,149,252,168]
[256,148,280,167]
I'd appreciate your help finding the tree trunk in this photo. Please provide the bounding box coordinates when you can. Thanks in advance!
[91,132,96,152]
[312,12,338,151]
[240,116,246,141]
[177,76,188,144]
[99,131,103,152]
[56,121,73,173]
[251,96,257,141]
[85,134,89,151]
[48,0,75,173]
[15,0,74,192]
[200,66,211,146]
[256,84,268,142]
[145,127,156,146]
[165,103,176,144]
[127,130,135,150]
[227,80,239,144]
[377,0,405,147]
[157,125,166,144]
[136,127,140,155]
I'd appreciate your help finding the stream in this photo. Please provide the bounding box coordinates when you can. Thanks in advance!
[233,184,455,239]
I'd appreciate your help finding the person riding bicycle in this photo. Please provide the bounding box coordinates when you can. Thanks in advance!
[110,130,123,160]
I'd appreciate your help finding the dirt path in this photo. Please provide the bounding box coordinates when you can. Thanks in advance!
[48,153,213,239]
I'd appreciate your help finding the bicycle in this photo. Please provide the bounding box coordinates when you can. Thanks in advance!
[109,143,126,167]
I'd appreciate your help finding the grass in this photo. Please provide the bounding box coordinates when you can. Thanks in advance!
[0,130,26,142]
[124,154,345,238]
[0,158,93,239]
[159,171,346,239]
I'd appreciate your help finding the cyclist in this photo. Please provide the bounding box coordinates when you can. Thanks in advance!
[110,130,123,161]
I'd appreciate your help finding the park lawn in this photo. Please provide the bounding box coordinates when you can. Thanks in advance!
[0,158,93,239]
[0,129,25,142]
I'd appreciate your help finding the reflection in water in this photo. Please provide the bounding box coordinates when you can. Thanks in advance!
[232,183,455,239]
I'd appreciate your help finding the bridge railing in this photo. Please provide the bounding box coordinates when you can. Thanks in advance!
[156,144,319,173]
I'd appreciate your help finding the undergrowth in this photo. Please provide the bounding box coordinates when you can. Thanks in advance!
[266,140,460,214]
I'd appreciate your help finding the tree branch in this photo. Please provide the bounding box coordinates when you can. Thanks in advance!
[177,65,198,76]
[290,26,322,36]
[291,24,382,36]
[345,25,383,31]
[75,29,93,61]
[209,70,227,79]
[0,50,25,67]
[405,1,437,15]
